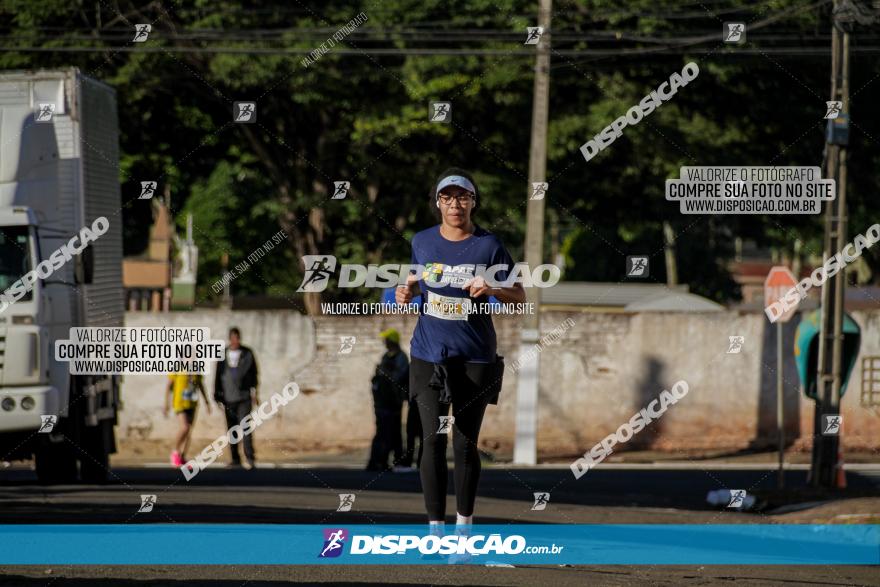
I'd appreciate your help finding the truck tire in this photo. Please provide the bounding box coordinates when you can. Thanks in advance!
[34,442,79,484]
[79,420,114,484]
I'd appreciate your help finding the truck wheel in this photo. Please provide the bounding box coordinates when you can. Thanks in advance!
[79,420,113,484]
[34,443,79,484]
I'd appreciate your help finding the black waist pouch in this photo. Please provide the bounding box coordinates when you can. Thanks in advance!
[414,355,506,406]
[486,354,504,405]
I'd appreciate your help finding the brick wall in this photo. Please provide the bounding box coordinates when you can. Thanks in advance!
[117,309,880,458]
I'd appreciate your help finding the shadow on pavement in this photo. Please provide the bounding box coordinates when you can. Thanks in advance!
[0,466,877,524]
[0,577,435,587]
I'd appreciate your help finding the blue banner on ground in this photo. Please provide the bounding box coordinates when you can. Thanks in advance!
[1,525,877,565]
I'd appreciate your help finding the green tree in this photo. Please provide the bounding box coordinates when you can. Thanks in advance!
[2,0,878,311]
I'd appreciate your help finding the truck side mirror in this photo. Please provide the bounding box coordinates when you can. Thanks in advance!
[74,244,95,285]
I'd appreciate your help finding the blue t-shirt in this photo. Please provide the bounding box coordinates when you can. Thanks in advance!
[409,224,515,363]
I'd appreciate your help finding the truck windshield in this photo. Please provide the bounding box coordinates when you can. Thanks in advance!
[0,227,33,302]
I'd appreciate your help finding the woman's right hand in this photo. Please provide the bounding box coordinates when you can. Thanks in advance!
[395,273,419,304]
[394,274,419,304]
[395,285,412,305]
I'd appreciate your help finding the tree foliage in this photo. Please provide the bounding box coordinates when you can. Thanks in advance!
[1,0,878,309]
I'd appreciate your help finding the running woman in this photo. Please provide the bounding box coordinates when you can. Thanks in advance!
[164,372,211,466]
[396,168,525,531]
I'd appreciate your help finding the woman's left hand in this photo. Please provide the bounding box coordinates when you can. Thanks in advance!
[462,276,493,298]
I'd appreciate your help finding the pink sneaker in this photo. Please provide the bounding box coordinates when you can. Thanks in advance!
[171,451,183,466]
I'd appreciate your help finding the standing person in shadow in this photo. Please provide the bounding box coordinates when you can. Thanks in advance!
[214,327,259,470]
[366,328,409,472]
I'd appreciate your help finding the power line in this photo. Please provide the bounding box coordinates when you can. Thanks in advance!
[0,31,854,44]
[0,0,831,61]
[3,44,875,56]
[12,0,784,23]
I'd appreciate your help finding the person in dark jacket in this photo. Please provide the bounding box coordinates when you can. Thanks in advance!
[366,328,409,471]
[213,327,259,469]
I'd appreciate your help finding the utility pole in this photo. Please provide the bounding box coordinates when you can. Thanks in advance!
[812,0,851,488]
[662,221,678,287]
[513,0,552,465]
[221,252,232,309]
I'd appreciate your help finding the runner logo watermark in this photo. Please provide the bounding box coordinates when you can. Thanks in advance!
[531,492,550,511]
[430,101,451,123]
[319,529,348,558]
[530,182,548,200]
[297,256,337,292]
[571,380,689,479]
[234,102,256,123]
[580,63,699,162]
[822,415,842,435]
[724,22,745,43]
[35,103,55,122]
[437,416,454,434]
[626,256,649,278]
[332,181,350,200]
[727,490,747,508]
[766,224,880,322]
[337,494,356,512]
[38,415,57,433]
[727,336,745,354]
[338,336,356,354]
[133,24,151,42]
[825,101,843,119]
[139,181,157,200]
[0,216,109,315]
[524,27,543,45]
[138,495,157,512]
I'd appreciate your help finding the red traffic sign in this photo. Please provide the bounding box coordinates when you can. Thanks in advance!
[764,266,798,323]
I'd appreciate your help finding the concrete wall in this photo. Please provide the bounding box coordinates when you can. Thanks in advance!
[120,311,314,447]
[117,309,880,458]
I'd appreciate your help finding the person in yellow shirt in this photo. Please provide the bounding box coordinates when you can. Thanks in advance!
[164,372,212,467]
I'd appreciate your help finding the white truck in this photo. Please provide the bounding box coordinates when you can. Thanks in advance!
[0,68,124,482]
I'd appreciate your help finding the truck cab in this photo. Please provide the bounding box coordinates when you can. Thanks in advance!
[0,69,124,483]
[0,208,63,432]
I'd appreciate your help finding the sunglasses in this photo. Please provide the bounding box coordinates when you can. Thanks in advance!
[437,192,475,205]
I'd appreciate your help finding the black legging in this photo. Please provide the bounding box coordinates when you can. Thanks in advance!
[410,356,492,520]
[401,398,423,468]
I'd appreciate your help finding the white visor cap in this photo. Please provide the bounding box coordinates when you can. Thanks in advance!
[436,175,476,199]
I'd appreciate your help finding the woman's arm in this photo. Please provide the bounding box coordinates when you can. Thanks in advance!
[489,282,526,304]
[464,277,526,304]
[396,273,421,304]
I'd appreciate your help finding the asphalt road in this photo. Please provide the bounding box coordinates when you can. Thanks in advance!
[1,464,879,585]
[2,464,880,523]
[2,564,879,587]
